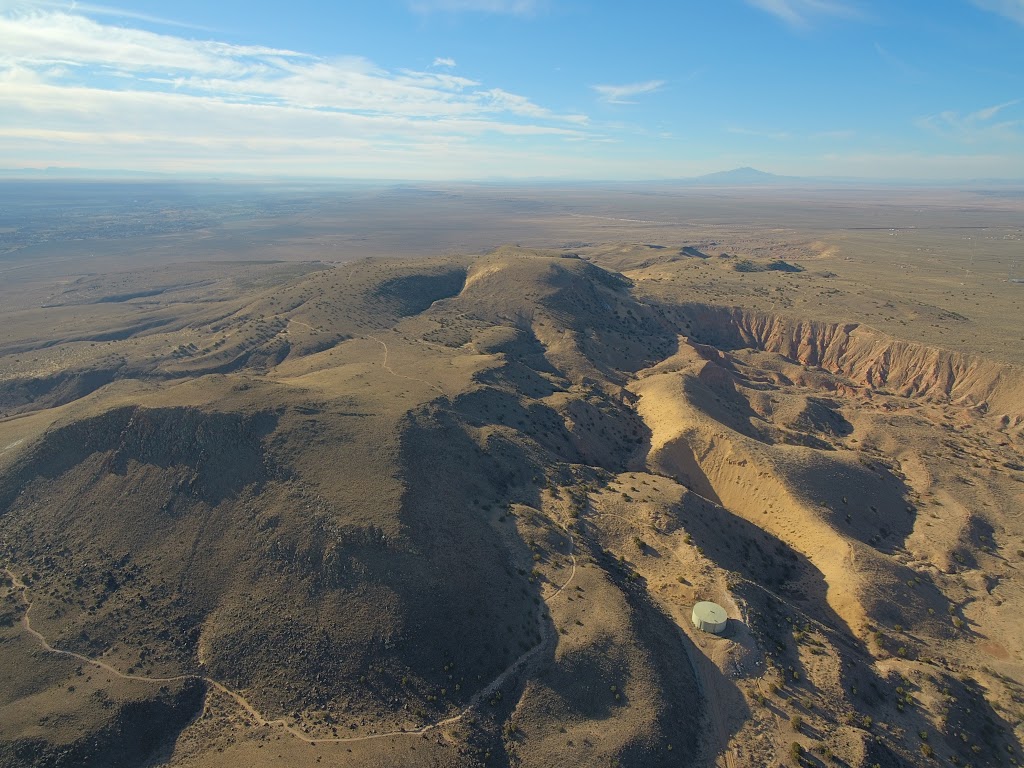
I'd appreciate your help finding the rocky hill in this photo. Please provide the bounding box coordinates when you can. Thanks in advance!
[1,248,1022,767]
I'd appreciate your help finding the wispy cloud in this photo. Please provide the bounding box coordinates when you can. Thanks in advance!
[432,57,457,68]
[811,129,855,140]
[972,100,1020,121]
[873,43,921,79]
[917,100,1022,143]
[726,124,855,142]
[409,0,540,14]
[0,7,590,176]
[591,80,665,104]
[0,10,577,119]
[726,125,792,140]
[1,11,312,75]
[0,0,210,29]
[970,0,1024,25]
[745,0,859,28]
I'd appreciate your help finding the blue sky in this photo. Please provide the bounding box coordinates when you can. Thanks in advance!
[1,0,1022,179]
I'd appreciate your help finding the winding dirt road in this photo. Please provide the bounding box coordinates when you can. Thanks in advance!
[0,282,580,749]
[3,517,576,748]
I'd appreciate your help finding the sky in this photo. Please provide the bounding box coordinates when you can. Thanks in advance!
[1,0,1023,180]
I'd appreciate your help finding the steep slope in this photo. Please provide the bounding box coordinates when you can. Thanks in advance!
[678,303,1024,426]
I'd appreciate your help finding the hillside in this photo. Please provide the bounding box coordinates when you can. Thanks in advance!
[1,248,1022,767]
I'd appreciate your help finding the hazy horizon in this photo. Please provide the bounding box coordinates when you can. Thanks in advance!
[3,167,1024,187]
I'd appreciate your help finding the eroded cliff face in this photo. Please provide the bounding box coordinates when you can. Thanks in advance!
[677,303,1023,426]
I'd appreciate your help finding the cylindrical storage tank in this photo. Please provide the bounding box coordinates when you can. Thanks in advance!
[691,601,728,634]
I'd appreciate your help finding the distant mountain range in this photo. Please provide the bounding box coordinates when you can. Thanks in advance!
[1,165,1022,187]
[0,166,173,179]
[0,165,809,186]
[662,167,1024,188]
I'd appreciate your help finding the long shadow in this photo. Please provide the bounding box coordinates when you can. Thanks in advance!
[0,600,206,768]
[938,672,1022,766]
[543,535,716,766]
[682,365,776,444]
[0,406,277,513]
[391,403,550,719]
[668,489,899,717]
[391,387,704,762]
[451,384,648,475]
[0,365,123,417]
[372,267,468,317]
[781,453,917,554]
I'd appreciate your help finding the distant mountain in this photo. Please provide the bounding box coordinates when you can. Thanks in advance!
[692,166,797,184]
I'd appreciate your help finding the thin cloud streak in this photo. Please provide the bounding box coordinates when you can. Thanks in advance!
[726,125,792,140]
[408,0,540,15]
[970,0,1024,26]
[972,99,1020,121]
[591,80,665,104]
[917,100,1022,143]
[0,11,312,76]
[745,0,859,28]
[811,129,855,140]
[873,43,921,79]
[0,0,211,29]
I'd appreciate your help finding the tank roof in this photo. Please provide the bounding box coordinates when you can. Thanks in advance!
[692,601,727,622]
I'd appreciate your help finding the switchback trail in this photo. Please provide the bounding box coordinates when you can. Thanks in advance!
[366,334,447,397]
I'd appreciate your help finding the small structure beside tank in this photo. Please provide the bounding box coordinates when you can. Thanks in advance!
[691,601,728,634]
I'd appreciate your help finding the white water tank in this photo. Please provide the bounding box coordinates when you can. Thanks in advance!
[691,601,728,634]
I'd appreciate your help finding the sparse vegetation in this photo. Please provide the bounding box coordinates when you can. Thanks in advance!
[1,189,1022,768]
